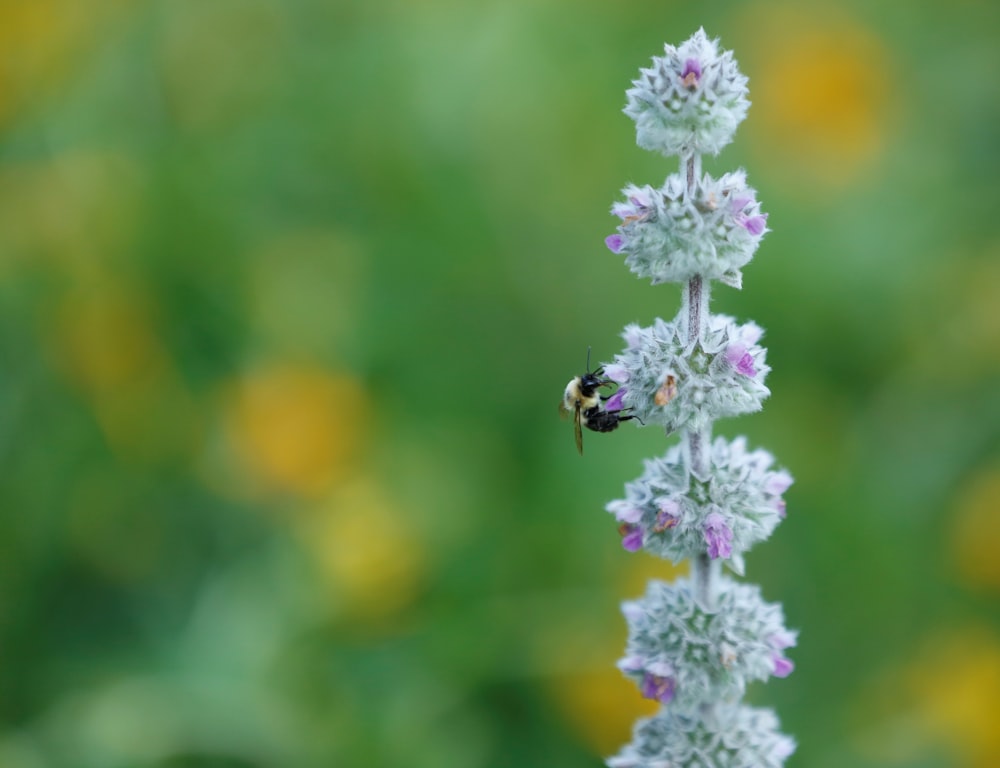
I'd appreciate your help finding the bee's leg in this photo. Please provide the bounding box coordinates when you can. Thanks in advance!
[597,380,618,400]
[618,409,644,426]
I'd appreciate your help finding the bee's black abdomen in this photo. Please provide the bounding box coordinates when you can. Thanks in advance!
[582,407,636,434]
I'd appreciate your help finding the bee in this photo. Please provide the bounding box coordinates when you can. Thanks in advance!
[560,350,637,455]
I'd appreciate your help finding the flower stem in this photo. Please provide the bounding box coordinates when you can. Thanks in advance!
[685,274,715,612]
[683,152,699,192]
[694,553,710,609]
[685,274,710,344]
[684,150,716,612]
[693,551,720,611]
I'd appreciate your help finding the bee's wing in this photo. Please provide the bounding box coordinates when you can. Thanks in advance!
[574,403,584,455]
[558,398,570,419]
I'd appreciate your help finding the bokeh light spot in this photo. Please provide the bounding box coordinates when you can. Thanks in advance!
[53,284,166,395]
[908,627,1000,766]
[157,0,289,132]
[247,231,365,360]
[298,477,425,623]
[0,151,143,271]
[908,250,1000,383]
[737,7,892,188]
[950,462,1000,591]
[544,556,685,757]
[853,625,1000,767]
[214,364,367,500]
[551,667,657,758]
[0,0,131,127]
[47,280,199,461]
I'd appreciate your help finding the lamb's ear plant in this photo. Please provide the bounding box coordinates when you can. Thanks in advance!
[590,29,797,767]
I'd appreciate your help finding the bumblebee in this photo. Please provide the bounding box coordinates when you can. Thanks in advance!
[560,353,636,455]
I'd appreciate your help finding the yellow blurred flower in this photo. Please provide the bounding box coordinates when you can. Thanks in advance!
[157,0,289,133]
[47,279,198,462]
[0,151,143,273]
[552,666,658,758]
[297,476,425,623]
[210,364,367,501]
[911,628,1000,767]
[950,461,1000,591]
[736,6,892,188]
[546,554,685,757]
[905,251,1000,383]
[53,283,166,395]
[0,0,132,127]
[855,625,1000,768]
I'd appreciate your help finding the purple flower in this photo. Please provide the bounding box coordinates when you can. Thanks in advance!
[765,470,793,517]
[640,672,676,704]
[765,471,793,496]
[603,363,629,384]
[653,512,677,532]
[608,500,643,524]
[605,234,624,253]
[730,195,753,211]
[769,630,796,650]
[725,344,757,377]
[618,523,643,552]
[742,214,768,236]
[604,387,627,412]
[703,512,733,559]
[623,324,643,350]
[617,655,644,672]
[612,190,653,221]
[772,654,795,678]
[730,194,767,237]
[769,631,796,676]
[653,498,680,532]
[773,737,796,761]
[736,321,763,346]
[680,58,701,88]
[621,602,643,622]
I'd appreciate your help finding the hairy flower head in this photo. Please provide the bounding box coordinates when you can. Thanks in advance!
[607,703,795,768]
[624,28,750,157]
[605,436,791,572]
[606,171,767,288]
[618,577,796,709]
[606,315,770,434]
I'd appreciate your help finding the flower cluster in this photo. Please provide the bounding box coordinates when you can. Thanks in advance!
[607,704,795,768]
[608,437,792,575]
[603,315,770,434]
[617,577,796,710]
[606,171,768,288]
[589,29,797,768]
[624,28,750,157]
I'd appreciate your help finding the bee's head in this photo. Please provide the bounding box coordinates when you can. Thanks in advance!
[579,370,609,396]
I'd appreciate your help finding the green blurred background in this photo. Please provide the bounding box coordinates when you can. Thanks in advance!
[1,1,999,766]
